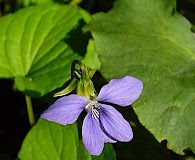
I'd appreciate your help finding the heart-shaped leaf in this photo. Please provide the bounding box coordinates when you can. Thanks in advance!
[87,0,195,154]
[0,4,87,97]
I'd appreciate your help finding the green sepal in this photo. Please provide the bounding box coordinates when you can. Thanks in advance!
[88,69,96,79]
[54,78,78,97]
[77,79,96,100]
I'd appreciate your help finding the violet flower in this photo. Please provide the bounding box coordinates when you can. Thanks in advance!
[41,76,143,155]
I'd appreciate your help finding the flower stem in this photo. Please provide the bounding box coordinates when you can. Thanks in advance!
[25,95,35,126]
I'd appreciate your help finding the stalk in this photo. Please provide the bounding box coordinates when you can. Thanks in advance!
[25,95,35,126]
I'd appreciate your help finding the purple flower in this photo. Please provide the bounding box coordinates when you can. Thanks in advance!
[41,76,143,155]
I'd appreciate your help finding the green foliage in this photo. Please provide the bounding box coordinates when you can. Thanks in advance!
[87,0,195,155]
[18,120,79,159]
[1,0,194,159]
[91,144,115,160]
[79,142,115,160]
[18,119,116,160]
[82,39,101,70]
[0,4,86,97]
[0,3,116,159]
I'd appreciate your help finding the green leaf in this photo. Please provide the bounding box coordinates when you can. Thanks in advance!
[87,0,195,155]
[79,141,115,160]
[82,39,101,70]
[18,119,116,160]
[0,4,88,97]
[18,119,79,160]
[92,144,115,160]
[114,107,177,160]
[187,157,195,160]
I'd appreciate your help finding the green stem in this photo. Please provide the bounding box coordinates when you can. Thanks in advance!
[25,95,35,126]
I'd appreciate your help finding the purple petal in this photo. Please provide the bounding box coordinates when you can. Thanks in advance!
[96,76,143,106]
[103,134,117,143]
[82,111,104,156]
[41,94,88,125]
[99,104,133,142]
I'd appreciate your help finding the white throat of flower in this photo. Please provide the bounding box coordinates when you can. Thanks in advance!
[85,100,100,119]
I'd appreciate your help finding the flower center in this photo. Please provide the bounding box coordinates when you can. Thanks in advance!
[85,101,100,119]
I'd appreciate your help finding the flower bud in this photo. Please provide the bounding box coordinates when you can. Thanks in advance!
[53,60,96,99]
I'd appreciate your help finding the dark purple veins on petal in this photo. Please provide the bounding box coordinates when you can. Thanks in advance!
[99,117,118,141]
